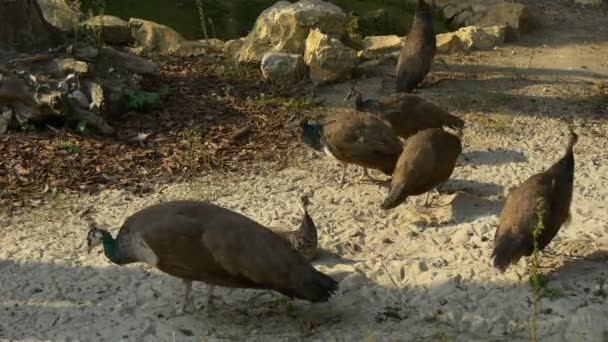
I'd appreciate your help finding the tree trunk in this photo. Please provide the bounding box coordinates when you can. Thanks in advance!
[0,0,61,53]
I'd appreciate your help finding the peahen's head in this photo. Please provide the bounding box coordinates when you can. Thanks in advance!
[299,195,312,214]
[86,224,112,254]
[300,121,324,152]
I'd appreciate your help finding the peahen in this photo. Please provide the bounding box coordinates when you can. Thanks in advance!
[345,87,465,141]
[492,126,578,273]
[301,108,403,185]
[395,0,436,93]
[86,200,339,313]
[382,128,462,209]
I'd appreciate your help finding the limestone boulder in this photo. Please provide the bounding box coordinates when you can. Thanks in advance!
[198,38,225,54]
[453,25,506,50]
[238,0,347,63]
[37,0,82,32]
[128,18,207,56]
[436,32,461,53]
[355,59,383,77]
[82,15,132,45]
[0,107,13,135]
[261,53,307,82]
[477,2,530,40]
[574,0,603,5]
[99,47,159,76]
[304,28,357,84]
[358,35,403,60]
[224,38,246,60]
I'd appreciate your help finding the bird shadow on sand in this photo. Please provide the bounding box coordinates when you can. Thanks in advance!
[2,255,606,341]
[402,179,504,228]
[460,149,528,167]
[544,249,608,280]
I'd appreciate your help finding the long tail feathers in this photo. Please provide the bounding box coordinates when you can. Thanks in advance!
[381,183,408,210]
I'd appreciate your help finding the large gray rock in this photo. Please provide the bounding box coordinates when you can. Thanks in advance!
[198,38,225,54]
[82,15,133,44]
[436,25,506,52]
[0,106,13,135]
[224,38,246,60]
[477,2,530,40]
[238,0,347,63]
[261,53,307,82]
[574,0,603,5]
[99,47,159,76]
[304,28,357,84]
[358,35,403,60]
[454,25,506,50]
[37,0,82,32]
[128,18,207,56]
[436,32,462,53]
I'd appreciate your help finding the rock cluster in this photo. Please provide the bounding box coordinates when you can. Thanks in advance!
[432,0,530,40]
[0,43,161,135]
[238,0,528,84]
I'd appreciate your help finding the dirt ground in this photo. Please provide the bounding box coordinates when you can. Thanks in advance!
[1,0,608,341]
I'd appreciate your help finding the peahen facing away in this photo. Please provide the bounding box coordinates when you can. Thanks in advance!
[86,200,339,313]
[395,0,436,93]
[382,128,462,210]
[492,126,578,273]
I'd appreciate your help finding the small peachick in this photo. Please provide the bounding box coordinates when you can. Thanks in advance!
[492,126,578,273]
[86,200,339,313]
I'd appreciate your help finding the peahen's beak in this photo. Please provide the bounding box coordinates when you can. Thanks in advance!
[86,245,93,254]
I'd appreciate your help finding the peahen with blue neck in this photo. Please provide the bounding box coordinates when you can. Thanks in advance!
[492,126,578,272]
[86,200,339,313]
[300,108,403,185]
[396,0,436,93]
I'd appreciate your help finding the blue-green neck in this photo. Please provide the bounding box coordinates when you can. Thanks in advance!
[102,237,119,264]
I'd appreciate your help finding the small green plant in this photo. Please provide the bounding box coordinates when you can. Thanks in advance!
[181,127,211,176]
[196,0,209,39]
[529,197,545,342]
[76,120,89,133]
[56,139,82,154]
[126,85,170,111]
[580,116,590,129]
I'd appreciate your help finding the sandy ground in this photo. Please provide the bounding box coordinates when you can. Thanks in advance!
[2,1,608,341]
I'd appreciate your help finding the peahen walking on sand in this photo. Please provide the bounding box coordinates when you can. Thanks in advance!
[492,126,578,273]
[86,200,339,313]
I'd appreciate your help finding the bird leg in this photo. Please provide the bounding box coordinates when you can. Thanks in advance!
[338,163,348,186]
[182,279,193,313]
[357,167,382,183]
[423,192,433,207]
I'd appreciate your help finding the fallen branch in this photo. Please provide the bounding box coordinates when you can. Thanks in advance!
[8,54,52,65]
[230,124,251,141]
